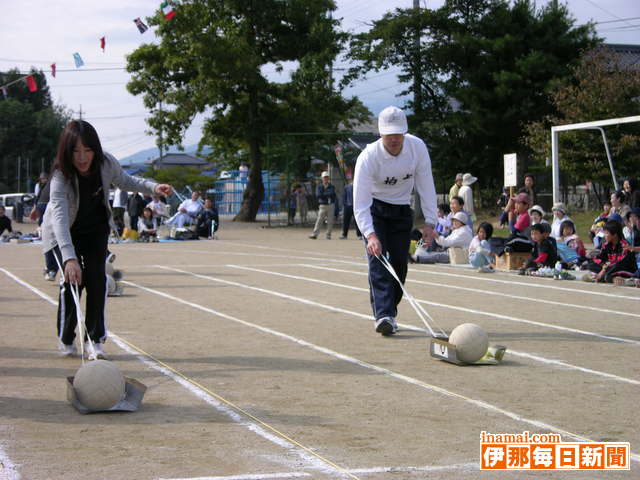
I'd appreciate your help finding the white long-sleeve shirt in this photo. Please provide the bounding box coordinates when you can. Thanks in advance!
[435,225,473,249]
[353,134,437,238]
[457,185,475,221]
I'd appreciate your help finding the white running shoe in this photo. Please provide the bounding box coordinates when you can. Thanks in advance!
[375,317,396,336]
[58,342,77,357]
[478,265,495,273]
[85,342,108,360]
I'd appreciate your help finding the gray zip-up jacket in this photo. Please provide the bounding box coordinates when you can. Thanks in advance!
[41,152,158,263]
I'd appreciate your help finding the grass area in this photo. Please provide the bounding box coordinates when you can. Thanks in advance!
[475,208,601,247]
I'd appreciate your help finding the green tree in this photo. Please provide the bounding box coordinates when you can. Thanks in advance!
[524,47,640,198]
[127,0,368,221]
[0,69,69,192]
[345,0,598,189]
[144,166,213,192]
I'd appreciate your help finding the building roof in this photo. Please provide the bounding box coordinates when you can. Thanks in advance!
[147,153,208,166]
[605,43,640,70]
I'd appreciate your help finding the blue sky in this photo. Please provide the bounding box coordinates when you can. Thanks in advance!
[2,0,639,160]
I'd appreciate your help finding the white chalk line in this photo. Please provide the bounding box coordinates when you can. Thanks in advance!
[0,268,349,479]
[300,264,640,319]
[128,269,640,463]
[329,258,640,302]
[220,240,360,260]
[158,462,477,480]
[225,265,640,386]
[0,436,20,480]
[224,264,640,348]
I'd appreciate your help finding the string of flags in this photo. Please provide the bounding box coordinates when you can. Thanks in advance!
[0,1,175,96]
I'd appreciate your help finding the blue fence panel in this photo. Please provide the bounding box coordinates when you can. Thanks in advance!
[209,170,282,215]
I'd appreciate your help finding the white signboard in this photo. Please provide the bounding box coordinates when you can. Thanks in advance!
[503,153,517,187]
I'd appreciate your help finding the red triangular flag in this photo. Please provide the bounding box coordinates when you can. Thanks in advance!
[25,75,37,92]
[51,63,56,78]
[100,37,105,52]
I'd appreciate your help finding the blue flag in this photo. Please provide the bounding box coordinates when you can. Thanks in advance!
[73,52,84,68]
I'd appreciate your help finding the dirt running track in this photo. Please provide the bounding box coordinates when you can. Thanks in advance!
[1,220,638,479]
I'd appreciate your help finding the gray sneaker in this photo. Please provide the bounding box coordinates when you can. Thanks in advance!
[58,342,77,357]
[375,317,396,336]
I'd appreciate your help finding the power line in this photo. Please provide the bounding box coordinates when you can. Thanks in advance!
[582,0,637,29]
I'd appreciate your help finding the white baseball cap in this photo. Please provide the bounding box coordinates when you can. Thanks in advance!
[321,171,329,178]
[378,106,408,135]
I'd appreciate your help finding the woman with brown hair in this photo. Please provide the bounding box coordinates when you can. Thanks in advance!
[41,120,172,359]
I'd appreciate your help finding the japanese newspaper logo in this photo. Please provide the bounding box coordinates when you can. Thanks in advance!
[480,431,630,470]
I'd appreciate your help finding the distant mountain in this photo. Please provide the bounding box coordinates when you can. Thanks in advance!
[119,144,213,166]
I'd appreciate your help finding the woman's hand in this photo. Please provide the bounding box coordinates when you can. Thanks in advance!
[64,259,82,285]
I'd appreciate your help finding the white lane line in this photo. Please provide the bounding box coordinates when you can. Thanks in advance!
[159,462,478,480]
[300,264,640,319]
[0,437,20,480]
[0,269,346,479]
[224,265,640,347]
[223,265,640,386]
[125,272,640,463]
[221,240,360,260]
[329,259,640,302]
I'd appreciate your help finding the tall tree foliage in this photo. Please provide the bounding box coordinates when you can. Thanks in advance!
[345,0,599,188]
[0,69,69,192]
[524,47,640,194]
[127,0,368,221]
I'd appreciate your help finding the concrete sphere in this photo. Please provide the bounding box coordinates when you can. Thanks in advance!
[73,360,125,411]
[449,323,489,363]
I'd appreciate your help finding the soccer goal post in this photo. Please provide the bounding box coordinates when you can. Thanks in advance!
[550,115,640,204]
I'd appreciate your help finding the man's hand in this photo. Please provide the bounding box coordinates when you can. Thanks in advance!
[422,224,436,247]
[155,184,173,197]
[366,233,382,257]
[64,259,82,285]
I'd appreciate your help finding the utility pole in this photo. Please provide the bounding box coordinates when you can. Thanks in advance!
[158,99,164,162]
[78,104,83,120]
[413,0,423,116]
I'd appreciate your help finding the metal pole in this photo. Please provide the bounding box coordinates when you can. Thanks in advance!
[17,156,21,192]
[267,134,271,228]
[551,128,560,204]
[592,127,619,192]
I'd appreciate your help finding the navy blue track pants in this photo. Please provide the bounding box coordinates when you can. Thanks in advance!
[365,199,413,321]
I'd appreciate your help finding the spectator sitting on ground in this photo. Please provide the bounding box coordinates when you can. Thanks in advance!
[623,177,640,209]
[0,206,12,237]
[519,223,559,275]
[148,195,167,221]
[137,207,159,242]
[556,220,586,268]
[610,190,630,219]
[436,203,452,237]
[412,211,472,264]
[448,196,471,232]
[550,202,572,238]
[167,191,203,228]
[528,205,548,226]
[590,201,611,246]
[469,222,496,272]
[583,220,637,283]
[616,208,640,287]
[196,198,219,239]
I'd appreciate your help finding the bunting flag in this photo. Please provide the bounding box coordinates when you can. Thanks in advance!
[100,36,106,52]
[1,87,7,99]
[161,2,175,20]
[50,63,56,78]
[25,75,37,92]
[73,52,84,68]
[134,17,148,34]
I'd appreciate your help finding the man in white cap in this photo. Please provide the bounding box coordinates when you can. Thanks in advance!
[309,171,337,239]
[354,106,437,336]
